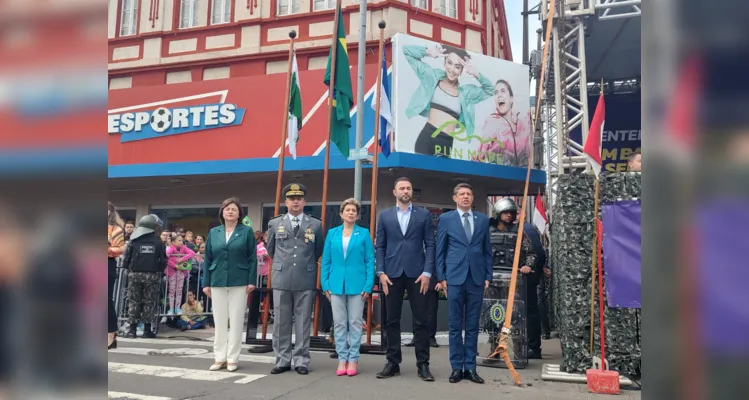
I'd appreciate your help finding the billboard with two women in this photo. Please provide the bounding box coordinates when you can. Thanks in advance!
[392,34,531,167]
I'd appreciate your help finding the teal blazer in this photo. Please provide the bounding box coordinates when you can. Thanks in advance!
[403,45,494,135]
[203,223,257,288]
[321,224,375,295]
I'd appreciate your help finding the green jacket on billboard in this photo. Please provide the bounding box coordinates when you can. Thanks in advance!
[403,45,494,135]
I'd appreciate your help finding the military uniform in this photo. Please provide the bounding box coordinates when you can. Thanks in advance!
[122,215,167,338]
[267,183,324,372]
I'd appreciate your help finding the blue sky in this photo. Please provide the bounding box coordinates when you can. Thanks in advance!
[504,0,542,63]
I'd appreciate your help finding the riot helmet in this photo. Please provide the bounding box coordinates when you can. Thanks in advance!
[493,198,518,215]
[130,214,163,240]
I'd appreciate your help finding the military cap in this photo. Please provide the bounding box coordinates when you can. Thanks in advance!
[283,183,306,198]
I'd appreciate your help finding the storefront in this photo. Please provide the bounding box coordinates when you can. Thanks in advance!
[108,34,546,228]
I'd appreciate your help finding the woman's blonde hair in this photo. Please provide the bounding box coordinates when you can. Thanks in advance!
[339,198,361,215]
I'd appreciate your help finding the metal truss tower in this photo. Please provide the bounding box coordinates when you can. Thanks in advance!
[540,0,642,219]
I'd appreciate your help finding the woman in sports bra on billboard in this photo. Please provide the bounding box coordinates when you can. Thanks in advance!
[403,43,493,157]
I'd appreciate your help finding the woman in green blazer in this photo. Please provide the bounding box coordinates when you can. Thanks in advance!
[202,197,257,372]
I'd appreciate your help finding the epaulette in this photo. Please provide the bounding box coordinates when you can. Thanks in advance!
[269,214,285,221]
[307,214,321,221]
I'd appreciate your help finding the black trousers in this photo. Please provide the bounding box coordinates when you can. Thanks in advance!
[426,289,438,339]
[537,275,551,336]
[384,274,430,366]
[526,278,542,352]
[108,257,118,333]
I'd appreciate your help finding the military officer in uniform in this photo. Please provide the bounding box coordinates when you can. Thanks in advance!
[267,183,324,375]
[489,198,539,358]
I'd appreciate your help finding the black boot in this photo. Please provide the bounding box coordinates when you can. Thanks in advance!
[125,325,137,339]
[143,323,156,338]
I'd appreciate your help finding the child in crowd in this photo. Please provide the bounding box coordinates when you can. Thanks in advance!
[165,235,195,315]
[185,231,197,252]
[177,291,207,331]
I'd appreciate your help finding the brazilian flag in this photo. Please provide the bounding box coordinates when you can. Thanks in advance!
[323,6,353,157]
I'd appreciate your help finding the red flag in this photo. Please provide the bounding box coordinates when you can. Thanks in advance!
[533,193,548,235]
[584,93,606,177]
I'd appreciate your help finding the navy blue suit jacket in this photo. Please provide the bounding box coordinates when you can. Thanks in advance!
[436,210,493,286]
[375,205,435,278]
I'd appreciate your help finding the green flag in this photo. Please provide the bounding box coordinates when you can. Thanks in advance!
[323,6,352,157]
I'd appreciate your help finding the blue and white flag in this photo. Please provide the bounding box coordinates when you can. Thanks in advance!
[372,49,393,157]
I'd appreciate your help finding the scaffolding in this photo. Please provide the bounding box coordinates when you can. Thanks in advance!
[540,0,641,218]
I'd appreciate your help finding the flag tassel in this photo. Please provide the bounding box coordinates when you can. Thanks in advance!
[265,30,297,340]
[313,0,342,337]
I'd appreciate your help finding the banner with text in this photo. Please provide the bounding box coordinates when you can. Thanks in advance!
[570,92,641,172]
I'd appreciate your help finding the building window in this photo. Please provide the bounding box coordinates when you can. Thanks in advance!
[211,0,231,24]
[180,0,199,29]
[313,0,335,11]
[440,0,457,18]
[411,0,428,10]
[119,0,138,36]
[277,0,301,16]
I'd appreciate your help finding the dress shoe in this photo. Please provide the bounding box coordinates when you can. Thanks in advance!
[429,338,439,348]
[329,351,338,359]
[209,362,226,371]
[448,369,463,383]
[376,363,400,379]
[528,349,542,359]
[463,369,484,384]
[295,366,309,375]
[336,362,348,376]
[346,361,358,376]
[417,364,434,381]
[270,366,291,374]
[227,363,238,372]
[404,340,415,347]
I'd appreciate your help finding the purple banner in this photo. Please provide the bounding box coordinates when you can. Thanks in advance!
[602,200,642,308]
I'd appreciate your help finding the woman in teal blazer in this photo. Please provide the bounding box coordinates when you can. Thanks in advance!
[321,198,375,376]
[202,197,257,373]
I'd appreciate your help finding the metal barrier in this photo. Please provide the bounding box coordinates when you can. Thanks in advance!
[113,253,214,335]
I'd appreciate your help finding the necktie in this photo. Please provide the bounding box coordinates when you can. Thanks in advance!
[292,217,300,235]
[463,212,472,241]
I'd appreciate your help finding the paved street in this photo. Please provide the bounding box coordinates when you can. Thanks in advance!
[108,327,641,400]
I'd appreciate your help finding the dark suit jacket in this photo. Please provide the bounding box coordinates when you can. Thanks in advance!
[435,210,492,286]
[375,205,435,278]
[203,223,257,288]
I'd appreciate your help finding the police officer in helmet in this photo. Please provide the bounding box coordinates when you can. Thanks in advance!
[489,198,541,359]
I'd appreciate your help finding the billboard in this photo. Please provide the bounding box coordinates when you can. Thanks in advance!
[392,34,531,166]
[570,92,641,172]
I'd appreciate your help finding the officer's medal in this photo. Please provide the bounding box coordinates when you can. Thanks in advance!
[304,227,315,243]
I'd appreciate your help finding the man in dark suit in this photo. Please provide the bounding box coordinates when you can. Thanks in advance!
[375,177,436,381]
[435,183,492,384]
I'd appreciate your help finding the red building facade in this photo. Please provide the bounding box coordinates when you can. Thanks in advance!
[108,0,512,89]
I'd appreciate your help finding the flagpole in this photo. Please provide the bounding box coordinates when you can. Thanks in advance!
[313,0,341,337]
[264,30,297,340]
[588,80,604,354]
[365,20,386,346]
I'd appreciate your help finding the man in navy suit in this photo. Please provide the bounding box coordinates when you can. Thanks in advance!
[375,177,436,381]
[435,183,492,384]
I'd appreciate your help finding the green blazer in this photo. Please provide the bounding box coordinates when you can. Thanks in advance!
[203,223,257,288]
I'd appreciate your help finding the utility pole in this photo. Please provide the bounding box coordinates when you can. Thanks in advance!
[523,0,529,65]
[353,0,368,202]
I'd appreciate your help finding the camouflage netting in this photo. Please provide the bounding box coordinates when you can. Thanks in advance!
[550,172,641,377]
